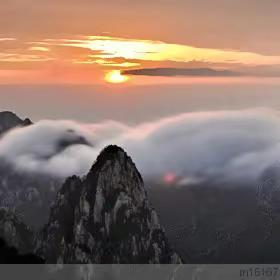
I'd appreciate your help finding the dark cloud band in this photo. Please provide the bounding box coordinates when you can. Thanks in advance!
[121,67,242,77]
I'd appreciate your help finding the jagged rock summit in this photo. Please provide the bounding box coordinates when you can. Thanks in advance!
[36,145,182,264]
[0,111,32,134]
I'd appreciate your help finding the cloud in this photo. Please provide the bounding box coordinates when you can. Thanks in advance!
[0,120,127,177]
[0,109,280,187]
[0,53,53,63]
[41,36,280,66]
[28,46,50,52]
[121,67,241,77]
[0,38,16,42]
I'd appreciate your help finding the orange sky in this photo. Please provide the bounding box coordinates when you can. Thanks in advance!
[1,1,280,85]
[1,35,280,85]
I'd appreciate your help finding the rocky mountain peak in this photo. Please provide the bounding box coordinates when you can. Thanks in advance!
[85,145,146,209]
[36,145,182,264]
[22,118,33,127]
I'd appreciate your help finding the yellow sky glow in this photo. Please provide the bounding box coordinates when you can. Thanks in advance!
[43,36,280,66]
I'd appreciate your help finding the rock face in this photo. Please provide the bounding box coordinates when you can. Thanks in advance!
[0,209,43,264]
[0,208,34,254]
[36,145,182,264]
[0,111,32,135]
[0,162,61,229]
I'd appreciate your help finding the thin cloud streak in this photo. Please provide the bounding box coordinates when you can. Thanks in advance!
[0,38,16,42]
[28,46,50,52]
[122,67,242,77]
[0,53,53,63]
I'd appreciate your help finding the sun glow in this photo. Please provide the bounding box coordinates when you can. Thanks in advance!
[105,70,130,84]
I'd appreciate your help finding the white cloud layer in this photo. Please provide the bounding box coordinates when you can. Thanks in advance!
[0,109,280,186]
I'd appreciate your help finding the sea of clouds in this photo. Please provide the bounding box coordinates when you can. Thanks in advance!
[0,108,280,186]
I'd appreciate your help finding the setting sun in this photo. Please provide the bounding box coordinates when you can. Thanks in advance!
[105,70,130,84]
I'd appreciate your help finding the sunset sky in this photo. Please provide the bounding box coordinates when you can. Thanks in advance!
[1,1,280,121]
[2,0,280,84]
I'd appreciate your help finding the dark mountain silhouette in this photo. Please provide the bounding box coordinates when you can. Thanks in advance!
[0,237,43,264]
[0,111,32,135]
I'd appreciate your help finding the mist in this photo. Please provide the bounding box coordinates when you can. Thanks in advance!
[0,108,280,187]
